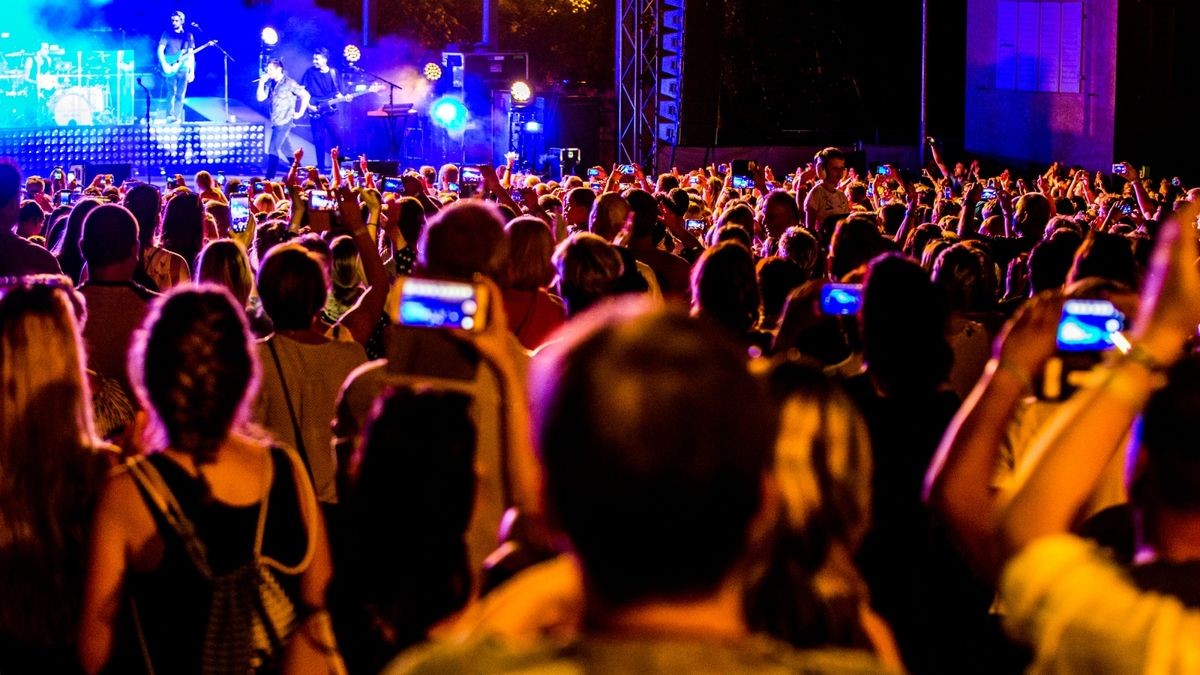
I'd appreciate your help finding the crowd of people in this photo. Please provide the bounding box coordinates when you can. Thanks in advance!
[2,135,1200,674]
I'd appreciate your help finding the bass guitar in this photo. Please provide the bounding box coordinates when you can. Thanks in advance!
[308,83,383,119]
[162,40,217,84]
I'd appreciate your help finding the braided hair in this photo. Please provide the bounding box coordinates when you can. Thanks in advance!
[131,285,259,475]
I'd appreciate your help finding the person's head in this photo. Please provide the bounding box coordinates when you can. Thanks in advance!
[328,235,365,304]
[564,186,596,228]
[655,173,680,194]
[80,204,140,278]
[622,189,659,241]
[861,253,952,395]
[194,171,214,193]
[1013,192,1052,238]
[756,257,805,327]
[417,200,507,280]
[312,47,330,69]
[1067,231,1138,290]
[123,183,163,249]
[256,243,328,331]
[691,241,761,339]
[503,216,556,291]
[17,200,45,238]
[437,164,460,190]
[828,214,885,281]
[24,175,44,198]
[814,147,846,185]
[265,57,284,80]
[161,191,206,268]
[713,224,754,251]
[2,160,25,223]
[52,198,102,282]
[931,242,996,313]
[131,285,258,470]
[170,10,185,29]
[762,190,801,239]
[589,192,630,242]
[778,226,822,280]
[196,239,255,308]
[346,387,477,649]
[553,232,623,317]
[1027,232,1081,294]
[530,303,776,610]
[716,202,757,233]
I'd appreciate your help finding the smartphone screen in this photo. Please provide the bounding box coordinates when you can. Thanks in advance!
[229,195,251,233]
[381,176,403,193]
[216,172,226,187]
[308,190,338,212]
[588,168,601,179]
[981,187,998,200]
[388,278,489,331]
[820,283,864,315]
[56,190,72,206]
[1056,299,1124,352]
[732,175,753,190]
[461,167,481,184]
[589,181,603,192]
[685,219,706,234]
[1112,163,1124,175]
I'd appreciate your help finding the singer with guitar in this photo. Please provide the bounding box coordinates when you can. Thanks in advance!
[156,11,198,122]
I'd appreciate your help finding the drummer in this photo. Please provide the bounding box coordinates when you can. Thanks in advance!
[23,43,56,91]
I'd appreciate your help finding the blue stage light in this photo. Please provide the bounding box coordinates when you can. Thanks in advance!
[430,97,469,133]
[523,121,542,133]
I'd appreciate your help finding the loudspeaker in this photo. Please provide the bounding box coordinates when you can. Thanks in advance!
[668,0,723,147]
[365,160,399,177]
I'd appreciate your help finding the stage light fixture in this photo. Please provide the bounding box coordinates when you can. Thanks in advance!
[510,81,532,104]
[429,96,469,133]
[524,121,542,133]
[423,62,442,81]
[261,27,279,47]
[343,45,361,64]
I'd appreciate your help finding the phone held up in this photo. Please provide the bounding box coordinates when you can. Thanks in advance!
[387,277,489,332]
[820,283,864,316]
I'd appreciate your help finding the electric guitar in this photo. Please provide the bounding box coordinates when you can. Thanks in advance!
[308,83,383,119]
[161,40,217,84]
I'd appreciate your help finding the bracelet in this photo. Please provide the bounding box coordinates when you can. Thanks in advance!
[1110,332,1169,373]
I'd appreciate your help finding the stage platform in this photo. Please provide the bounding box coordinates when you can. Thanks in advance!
[0,122,267,179]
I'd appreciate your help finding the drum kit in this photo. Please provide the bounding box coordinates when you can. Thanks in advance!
[1,45,136,128]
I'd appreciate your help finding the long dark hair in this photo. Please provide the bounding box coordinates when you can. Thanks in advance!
[161,192,206,270]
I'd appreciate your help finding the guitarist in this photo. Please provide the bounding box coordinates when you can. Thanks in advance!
[301,48,344,173]
[157,10,196,123]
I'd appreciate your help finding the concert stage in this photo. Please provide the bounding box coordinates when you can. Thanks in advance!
[0,122,267,179]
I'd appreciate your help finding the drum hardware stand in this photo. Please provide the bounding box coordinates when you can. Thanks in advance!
[136,77,152,184]
[211,42,235,122]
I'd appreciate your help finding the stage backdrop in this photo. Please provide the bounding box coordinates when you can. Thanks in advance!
[964,0,1117,170]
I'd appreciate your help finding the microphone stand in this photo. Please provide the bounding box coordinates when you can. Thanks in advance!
[346,64,404,161]
[136,77,152,184]
[211,42,235,122]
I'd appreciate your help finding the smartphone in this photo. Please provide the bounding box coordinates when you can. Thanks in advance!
[732,175,753,190]
[618,164,635,175]
[1172,177,1183,188]
[980,187,998,200]
[381,176,403,194]
[943,186,952,200]
[1056,299,1125,352]
[461,167,482,184]
[589,181,603,192]
[51,168,65,182]
[689,175,702,186]
[388,277,489,332]
[866,183,874,198]
[1119,202,1134,215]
[588,167,601,179]
[56,189,72,206]
[448,182,460,193]
[308,189,338,212]
[1112,163,1125,175]
[251,178,265,193]
[228,195,251,233]
[820,283,864,316]
[685,219,706,234]
[876,164,889,176]
[216,171,226,187]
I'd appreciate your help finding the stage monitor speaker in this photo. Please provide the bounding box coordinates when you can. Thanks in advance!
[461,52,528,112]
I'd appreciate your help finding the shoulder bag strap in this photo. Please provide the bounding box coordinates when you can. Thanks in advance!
[266,337,316,484]
[125,457,214,579]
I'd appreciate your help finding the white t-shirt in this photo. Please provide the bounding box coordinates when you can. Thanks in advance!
[804,182,851,232]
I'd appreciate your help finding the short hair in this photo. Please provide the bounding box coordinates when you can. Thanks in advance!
[313,47,330,58]
[778,226,821,279]
[24,176,44,196]
[623,189,659,240]
[828,214,885,280]
[553,232,623,317]
[814,146,845,168]
[756,257,805,321]
[588,192,630,242]
[1028,233,1080,293]
[530,304,775,607]
[19,200,44,224]
[418,200,507,280]
[266,57,284,70]
[256,243,328,331]
[80,204,139,269]
[691,241,761,336]
[565,186,596,211]
[171,10,185,20]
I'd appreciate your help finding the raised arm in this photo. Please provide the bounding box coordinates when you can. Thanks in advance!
[334,187,389,345]
[1117,161,1156,221]
[928,137,951,181]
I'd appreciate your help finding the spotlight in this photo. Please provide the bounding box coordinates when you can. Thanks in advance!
[429,96,469,133]
[523,121,542,134]
[343,45,361,64]
[423,62,443,82]
[261,27,279,47]
[510,81,532,104]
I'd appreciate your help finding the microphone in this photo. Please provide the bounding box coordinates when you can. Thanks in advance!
[190,21,203,31]
[136,76,149,92]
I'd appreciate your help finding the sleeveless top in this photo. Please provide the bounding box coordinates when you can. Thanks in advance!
[109,447,310,675]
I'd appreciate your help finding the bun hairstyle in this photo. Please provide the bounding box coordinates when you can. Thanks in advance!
[131,286,259,478]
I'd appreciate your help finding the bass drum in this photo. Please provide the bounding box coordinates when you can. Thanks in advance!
[49,86,106,126]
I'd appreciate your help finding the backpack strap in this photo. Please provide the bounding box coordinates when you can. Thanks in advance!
[125,457,214,579]
[266,336,317,485]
